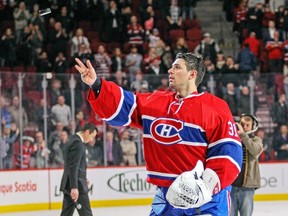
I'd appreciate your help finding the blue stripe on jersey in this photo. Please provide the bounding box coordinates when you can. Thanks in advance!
[147,174,176,181]
[207,141,243,166]
[106,90,135,126]
[143,118,208,144]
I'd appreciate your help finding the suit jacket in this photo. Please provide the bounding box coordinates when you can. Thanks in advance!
[60,134,88,193]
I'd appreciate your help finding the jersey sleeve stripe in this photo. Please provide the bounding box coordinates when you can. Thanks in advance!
[207,141,242,167]
[206,155,242,172]
[104,90,136,126]
[103,87,124,121]
[147,171,179,180]
[209,138,242,148]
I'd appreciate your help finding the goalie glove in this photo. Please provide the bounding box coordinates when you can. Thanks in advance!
[166,160,220,209]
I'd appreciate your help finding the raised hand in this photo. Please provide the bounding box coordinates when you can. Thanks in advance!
[75,58,97,86]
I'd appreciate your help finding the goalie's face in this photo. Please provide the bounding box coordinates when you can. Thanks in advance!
[168,58,194,91]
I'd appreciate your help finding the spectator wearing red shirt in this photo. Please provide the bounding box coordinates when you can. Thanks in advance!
[242,31,261,58]
[14,136,36,169]
[265,31,284,73]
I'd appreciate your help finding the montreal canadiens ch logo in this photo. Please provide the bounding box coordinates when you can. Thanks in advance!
[150,118,183,145]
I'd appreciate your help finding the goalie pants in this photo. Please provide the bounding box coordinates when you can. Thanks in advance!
[150,186,232,216]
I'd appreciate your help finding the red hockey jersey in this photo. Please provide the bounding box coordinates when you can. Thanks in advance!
[88,79,242,189]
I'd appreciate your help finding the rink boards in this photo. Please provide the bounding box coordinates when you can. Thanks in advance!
[0,163,288,213]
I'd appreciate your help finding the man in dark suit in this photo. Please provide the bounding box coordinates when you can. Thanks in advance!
[60,123,98,216]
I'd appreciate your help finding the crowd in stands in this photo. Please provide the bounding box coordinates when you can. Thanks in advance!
[1,0,288,169]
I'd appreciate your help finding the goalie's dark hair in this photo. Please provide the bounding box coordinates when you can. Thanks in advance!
[176,53,206,87]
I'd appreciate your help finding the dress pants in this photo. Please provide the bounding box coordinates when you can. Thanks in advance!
[60,190,93,216]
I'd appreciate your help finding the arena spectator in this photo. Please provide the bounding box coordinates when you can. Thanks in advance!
[0,96,12,131]
[221,56,241,97]
[157,77,170,92]
[55,6,73,36]
[111,47,126,73]
[103,0,123,43]
[93,44,112,79]
[105,130,123,166]
[33,131,50,168]
[13,1,31,44]
[75,110,86,132]
[148,28,161,48]
[262,20,283,44]
[35,99,52,134]
[273,124,288,160]
[265,31,284,73]
[14,135,36,169]
[51,95,72,131]
[74,43,94,64]
[120,129,137,166]
[87,133,103,167]
[49,22,69,63]
[215,50,226,72]
[232,0,248,43]
[271,93,288,131]
[236,43,258,82]
[70,28,90,58]
[50,130,69,167]
[142,5,157,39]
[179,0,196,20]
[257,128,275,162]
[161,44,174,71]
[194,32,220,65]
[223,82,238,117]
[30,3,46,38]
[262,4,276,28]
[53,52,69,86]
[1,122,19,169]
[126,15,145,52]
[143,47,158,71]
[242,32,261,59]
[130,70,149,92]
[35,51,52,73]
[237,86,258,115]
[166,0,183,30]
[125,46,143,82]
[28,24,44,64]
[173,37,189,58]
[146,57,166,89]
[109,70,130,90]
[8,96,28,129]
[0,27,16,67]
[246,3,264,39]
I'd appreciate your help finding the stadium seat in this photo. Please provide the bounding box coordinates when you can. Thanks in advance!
[0,66,12,72]
[186,40,200,52]
[1,20,15,32]
[274,74,285,94]
[90,40,107,53]
[25,90,43,106]
[86,31,100,42]
[186,28,203,41]
[182,19,201,30]
[168,29,185,44]
[78,20,92,31]
[12,66,25,72]
[25,66,37,73]
[91,21,101,31]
